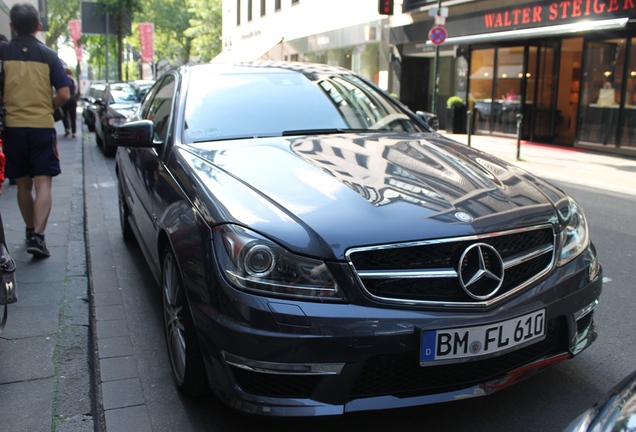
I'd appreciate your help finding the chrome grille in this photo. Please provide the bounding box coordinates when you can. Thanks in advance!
[346,226,555,307]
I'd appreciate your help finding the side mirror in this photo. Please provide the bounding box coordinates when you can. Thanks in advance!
[114,120,158,148]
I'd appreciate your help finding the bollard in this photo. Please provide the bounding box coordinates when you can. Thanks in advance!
[466,110,472,147]
[516,113,523,161]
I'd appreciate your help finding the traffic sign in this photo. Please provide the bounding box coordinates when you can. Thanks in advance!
[429,26,447,45]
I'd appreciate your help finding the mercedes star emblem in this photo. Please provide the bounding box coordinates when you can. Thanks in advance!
[458,243,504,300]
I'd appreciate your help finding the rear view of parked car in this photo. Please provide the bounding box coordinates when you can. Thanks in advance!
[113,61,602,417]
[81,82,106,132]
[94,81,154,156]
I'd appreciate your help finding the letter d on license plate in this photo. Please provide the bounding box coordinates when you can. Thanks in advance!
[420,309,546,366]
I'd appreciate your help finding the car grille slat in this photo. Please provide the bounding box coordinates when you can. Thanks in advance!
[347,226,555,306]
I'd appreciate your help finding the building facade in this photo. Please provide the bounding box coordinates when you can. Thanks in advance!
[392,0,636,155]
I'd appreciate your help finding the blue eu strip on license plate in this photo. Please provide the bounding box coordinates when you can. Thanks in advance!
[420,309,546,366]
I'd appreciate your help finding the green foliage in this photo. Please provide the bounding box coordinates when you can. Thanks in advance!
[45,0,222,80]
[45,0,80,49]
[446,96,465,108]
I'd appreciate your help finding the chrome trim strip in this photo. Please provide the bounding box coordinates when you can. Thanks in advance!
[346,224,554,256]
[223,352,345,376]
[574,299,598,321]
[503,244,554,270]
[356,268,457,279]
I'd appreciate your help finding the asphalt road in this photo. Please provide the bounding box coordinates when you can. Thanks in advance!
[86,130,636,432]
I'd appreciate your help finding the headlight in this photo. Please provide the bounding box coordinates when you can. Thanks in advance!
[108,117,126,127]
[557,197,590,266]
[213,224,344,301]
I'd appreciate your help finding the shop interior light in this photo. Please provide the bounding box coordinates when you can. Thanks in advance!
[604,71,612,77]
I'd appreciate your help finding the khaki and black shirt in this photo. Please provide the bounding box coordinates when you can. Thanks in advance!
[0,34,69,128]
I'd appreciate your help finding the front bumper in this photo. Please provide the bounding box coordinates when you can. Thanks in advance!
[192,246,602,416]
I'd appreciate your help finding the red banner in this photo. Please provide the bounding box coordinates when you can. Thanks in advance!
[68,20,82,61]
[138,23,154,63]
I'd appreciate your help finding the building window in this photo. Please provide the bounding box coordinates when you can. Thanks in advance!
[236,0,241,26]
[248,0,253,21]
[470,48,495,134]
[579,39,626,146]
[275,0,281,11]
[622,38,636,147]
[261,0,266,16]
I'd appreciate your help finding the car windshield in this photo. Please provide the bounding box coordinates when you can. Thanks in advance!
[109,84,144,104]
[182,69,425,143]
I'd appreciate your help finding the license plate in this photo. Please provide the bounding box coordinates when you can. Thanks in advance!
[420,309,546,366]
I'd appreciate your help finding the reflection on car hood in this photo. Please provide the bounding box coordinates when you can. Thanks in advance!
[183,133,566,258]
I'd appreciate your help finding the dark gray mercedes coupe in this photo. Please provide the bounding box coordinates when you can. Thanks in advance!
[113,61,602,416]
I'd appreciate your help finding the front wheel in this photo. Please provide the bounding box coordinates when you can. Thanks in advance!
[162,246,209,397]
[118,180,135,242]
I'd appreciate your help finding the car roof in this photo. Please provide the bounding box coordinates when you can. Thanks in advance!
[182,61,353,77]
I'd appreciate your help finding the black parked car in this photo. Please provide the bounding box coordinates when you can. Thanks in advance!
[113,62,602,417]
[94,80,153,156]
[81,82,106,132]
[565,370,636,431]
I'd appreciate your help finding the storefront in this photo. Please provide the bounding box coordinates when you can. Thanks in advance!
[392,0,636,155]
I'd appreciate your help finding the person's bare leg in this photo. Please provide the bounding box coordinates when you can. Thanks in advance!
[16,176,34,229]
[32,175,52,234]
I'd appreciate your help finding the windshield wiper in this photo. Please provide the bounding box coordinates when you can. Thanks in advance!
[282,128,375,136]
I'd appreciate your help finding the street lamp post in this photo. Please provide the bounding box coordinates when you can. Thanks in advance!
[431,0,443,116]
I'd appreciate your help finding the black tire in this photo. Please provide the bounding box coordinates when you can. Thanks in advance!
[103,134,116,157]
[161,247,209,397]
[118,180,135,242]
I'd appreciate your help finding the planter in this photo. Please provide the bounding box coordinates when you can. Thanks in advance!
[446,106,467,134]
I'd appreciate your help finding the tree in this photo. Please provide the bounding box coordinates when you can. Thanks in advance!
[45,0,80,50]
[184,0,222,63]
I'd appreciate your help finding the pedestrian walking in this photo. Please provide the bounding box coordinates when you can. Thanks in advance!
[61,67,78,138]
[0,3,70,258]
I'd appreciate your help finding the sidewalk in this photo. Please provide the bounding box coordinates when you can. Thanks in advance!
[0,121,93,432]
[0,122,635,432]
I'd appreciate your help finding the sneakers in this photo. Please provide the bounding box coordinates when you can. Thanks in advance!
[27,234,50,258]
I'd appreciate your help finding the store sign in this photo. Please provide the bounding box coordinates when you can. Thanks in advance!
[483,0,636,30]
[395,0,636,44]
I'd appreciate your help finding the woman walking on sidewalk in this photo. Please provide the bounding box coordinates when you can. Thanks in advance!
[61,67,78,138]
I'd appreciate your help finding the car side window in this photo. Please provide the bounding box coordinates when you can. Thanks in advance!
[142,75,176,144]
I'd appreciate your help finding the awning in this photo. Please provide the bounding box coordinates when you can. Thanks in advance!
[426,17,629,46]
[211,38,287,63]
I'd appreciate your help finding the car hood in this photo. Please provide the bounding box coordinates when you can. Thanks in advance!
[182,133,568,259]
